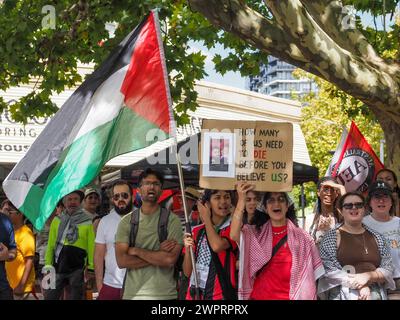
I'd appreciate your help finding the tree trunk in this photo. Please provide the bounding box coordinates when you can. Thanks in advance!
[373,109,400,178]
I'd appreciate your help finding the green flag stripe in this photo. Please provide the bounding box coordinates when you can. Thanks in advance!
[20,107,168,229]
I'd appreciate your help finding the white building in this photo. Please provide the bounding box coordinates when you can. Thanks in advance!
[0,71,313,189]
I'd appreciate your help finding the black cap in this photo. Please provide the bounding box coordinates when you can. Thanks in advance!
[368,181,393,197]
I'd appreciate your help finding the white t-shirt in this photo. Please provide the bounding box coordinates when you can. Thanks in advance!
[363,215,400,278]
[95,210,126,288]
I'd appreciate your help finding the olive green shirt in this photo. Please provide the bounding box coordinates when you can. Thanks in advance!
[115,208,183,300]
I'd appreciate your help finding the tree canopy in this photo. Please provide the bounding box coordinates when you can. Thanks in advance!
[0,0,399,173]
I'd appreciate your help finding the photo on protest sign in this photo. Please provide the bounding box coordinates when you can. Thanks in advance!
[202,131,235,178]
[199,119,293,191]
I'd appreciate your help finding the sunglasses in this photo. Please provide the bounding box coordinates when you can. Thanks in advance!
[342,202,364,210]
[113,192,130,201]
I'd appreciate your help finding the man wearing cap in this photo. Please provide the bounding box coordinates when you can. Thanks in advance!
[173,187,201,232]
[363,180,400,299]
[83,188,101,216]
[44,190,95,300]
[83,187,102,234]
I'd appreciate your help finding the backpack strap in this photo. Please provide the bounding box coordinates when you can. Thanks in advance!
[256,234,288,277]
[208,232,237,300]
[158,207,170,243]
[129,208,140,247]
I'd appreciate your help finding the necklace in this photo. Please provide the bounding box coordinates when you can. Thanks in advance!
[273,228,287,235]
[362,232,369,255]
[340,226,368,254]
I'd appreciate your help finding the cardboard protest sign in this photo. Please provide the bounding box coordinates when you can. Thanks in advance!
[199,120,293,191]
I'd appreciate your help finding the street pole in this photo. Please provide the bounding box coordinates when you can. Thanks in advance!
[301,183,305,230]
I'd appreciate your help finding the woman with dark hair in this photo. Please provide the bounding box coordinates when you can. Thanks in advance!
[182,189,238,300]
[318,191,394,300]
[309,177,345,245]
[376,168,400,217]
[231,183,324,300]
[239,185,265,227]
[363,181,400,299]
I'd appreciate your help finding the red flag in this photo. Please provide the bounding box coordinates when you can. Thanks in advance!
[330,121,384,192]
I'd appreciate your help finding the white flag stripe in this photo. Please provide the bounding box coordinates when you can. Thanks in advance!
[71,65,128,145]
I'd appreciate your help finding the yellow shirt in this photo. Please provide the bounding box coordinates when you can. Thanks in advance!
[5,225,35,292]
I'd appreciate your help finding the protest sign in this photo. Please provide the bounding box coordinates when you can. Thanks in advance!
[199,120,293,191]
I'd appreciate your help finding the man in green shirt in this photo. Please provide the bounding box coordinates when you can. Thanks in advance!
[115,169,183,300]
[44,190,95,300]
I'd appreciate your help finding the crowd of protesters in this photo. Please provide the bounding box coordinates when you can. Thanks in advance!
[0,166,400,301]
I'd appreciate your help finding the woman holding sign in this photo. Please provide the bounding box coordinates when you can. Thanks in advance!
[231,183,324,300]
[182,189,238,300]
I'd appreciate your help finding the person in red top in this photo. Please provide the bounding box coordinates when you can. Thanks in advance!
[183,189,238,300]
[231,183,324,300]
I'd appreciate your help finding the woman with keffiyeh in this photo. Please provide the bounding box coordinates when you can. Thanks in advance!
[318,191,395,300]
[231,182,324,300]
[182,189,238,300]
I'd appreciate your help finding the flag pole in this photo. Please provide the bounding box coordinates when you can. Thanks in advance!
[151,8,200,299]
[174,136,201,300]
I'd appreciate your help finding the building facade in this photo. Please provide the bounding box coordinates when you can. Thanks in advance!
[0,72,313,190]
[247,56,318,100]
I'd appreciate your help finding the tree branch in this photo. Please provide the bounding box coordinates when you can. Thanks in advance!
[188,0,326,78]
[189,0,400,121]
[264,0,400,119]
[300,1,399,74]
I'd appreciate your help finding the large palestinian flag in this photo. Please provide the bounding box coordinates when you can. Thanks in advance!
[3,10,175,230]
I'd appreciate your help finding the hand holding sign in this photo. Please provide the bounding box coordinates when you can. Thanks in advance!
[236,182,255,202]
[200,120,293,192]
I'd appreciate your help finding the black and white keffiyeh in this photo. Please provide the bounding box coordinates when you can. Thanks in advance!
[318,223,395,299]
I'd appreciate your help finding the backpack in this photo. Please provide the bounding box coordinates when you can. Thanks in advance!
[128,207,183,281]
[129,207,170,247]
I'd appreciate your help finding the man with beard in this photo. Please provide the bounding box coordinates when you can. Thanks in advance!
[44,190,95,300]
[94,180,130,300]
[115,169,183,300]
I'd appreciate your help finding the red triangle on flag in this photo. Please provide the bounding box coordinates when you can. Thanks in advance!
[120,11,172,134]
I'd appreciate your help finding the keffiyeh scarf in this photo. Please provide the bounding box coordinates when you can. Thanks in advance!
[238,219,324,300]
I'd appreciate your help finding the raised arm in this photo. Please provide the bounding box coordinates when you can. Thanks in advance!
[230,183,255,243]
[197,201,229,253]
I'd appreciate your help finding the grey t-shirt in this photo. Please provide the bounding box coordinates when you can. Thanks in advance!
[115,208,183,299]
[363,215,400,278]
